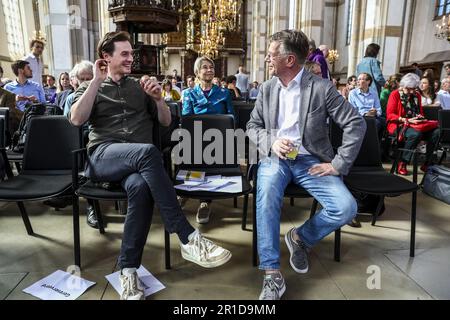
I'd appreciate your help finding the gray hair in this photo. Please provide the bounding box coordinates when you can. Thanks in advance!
[193,56,215,76]
[270,30,310,65]
[400,73,420,89]
[74,60,94,80]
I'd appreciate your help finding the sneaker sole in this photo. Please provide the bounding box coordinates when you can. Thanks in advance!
[181,251,232,268]
[258,282,286,300]
[285,231,308,274]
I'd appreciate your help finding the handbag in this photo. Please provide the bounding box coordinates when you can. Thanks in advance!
[423,165,450,205]
[397,119,439,142]
[408,120,439,132]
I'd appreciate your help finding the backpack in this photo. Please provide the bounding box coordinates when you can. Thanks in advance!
[423,165,450,205]
[11,103,63,153]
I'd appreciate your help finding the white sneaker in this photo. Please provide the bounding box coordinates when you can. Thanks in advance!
[177,196,188,209]
[180,229,231,268]
[119,269,145,300]
[196,202,211,224]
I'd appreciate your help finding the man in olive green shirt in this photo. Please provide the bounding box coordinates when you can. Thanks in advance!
[69,32,231,300]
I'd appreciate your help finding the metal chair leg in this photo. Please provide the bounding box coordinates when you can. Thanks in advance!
[17,202,33,235]
[309,199,318,219]
[93,200,105,234]
[234,197,238,208]
[73,195,81,268]
[371,196,385,226]
[334,228,341,262]
[242,194,249,231]
[290,197,295,207]
[410,191,417,257]
[165,230,171,270]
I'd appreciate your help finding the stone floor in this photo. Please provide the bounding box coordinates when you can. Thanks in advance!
[1,166,449,300]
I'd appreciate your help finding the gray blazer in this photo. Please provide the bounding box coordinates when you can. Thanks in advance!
[247,70,366,176]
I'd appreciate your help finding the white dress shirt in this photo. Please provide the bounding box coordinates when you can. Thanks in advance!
[276,68,311,156]
[23,53,43,87]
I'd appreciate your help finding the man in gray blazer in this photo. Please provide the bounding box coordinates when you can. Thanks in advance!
[247,30,366,300]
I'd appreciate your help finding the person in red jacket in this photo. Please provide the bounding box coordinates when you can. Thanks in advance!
[386,73,440,175]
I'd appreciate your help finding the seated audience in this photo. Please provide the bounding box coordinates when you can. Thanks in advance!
[4,60,46,112]
[349,73,385,137]
[340,75,357,100]
[55,72,74,111]
[44,75,57,103]
[437,78,450,109]
[386,73,440,175]
[380,74,402,116]
[226,75,242,100]
[249,81,259,101]
[419,76,437,106]
[304,61,322,76]
[162,79,181,102]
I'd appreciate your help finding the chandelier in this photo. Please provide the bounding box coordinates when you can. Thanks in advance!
[435,14,450,42]
[198,0,242,59]
[327,49,339,65]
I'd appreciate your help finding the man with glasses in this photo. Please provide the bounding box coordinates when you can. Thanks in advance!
[349,73,385,137]
[247,29,366,300]
[23,40,45,87]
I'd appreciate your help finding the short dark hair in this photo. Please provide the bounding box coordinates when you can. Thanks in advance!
[270,29,310,65]
[30,39,45,50]
[47,75,56,81]
[347,75,357,83]
[97,31,132,59]
[412,63,419,67]
[226,75,237,84]
[359,72,373,86]
[186,75,195,82]
[364,43,380,58]
[11,60,29,76]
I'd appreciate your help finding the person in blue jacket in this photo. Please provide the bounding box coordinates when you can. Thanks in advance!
[356,43,386,96]
[181,56,235,224]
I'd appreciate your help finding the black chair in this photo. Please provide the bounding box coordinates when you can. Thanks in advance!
[71,120,172,270]
[0,107,23,173]
[0,116,80,235]
[422,105,442,121]
[173,114,252,229]
[437,109,450,164]
[0,116,14,179]
[342,117,420,257]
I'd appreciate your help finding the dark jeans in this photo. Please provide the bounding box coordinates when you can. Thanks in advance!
[87,142,195,269]
[401,128,440,163]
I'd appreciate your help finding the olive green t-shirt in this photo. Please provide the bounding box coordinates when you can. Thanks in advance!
[70,76,157,154]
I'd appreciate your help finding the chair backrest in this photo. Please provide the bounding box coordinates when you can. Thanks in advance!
[423,106,442,121]
[22,116,81,172]
[0,108,10,133]
[233,101,255,132]
[0,116,5,149]
[178,114,237,168]
[330,117,382,168]
[166,101,182,118]
[439,109,450,144]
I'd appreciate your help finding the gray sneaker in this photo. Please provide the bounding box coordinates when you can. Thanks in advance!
[259,273,286,300]
[285,227,309,273]
[119,270,145,300]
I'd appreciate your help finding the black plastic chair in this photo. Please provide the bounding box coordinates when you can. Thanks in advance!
[0,116,80,235]
[71,120,172,270]
[0,107,23,173]
[173,114,253,229]
[342,117,420,257]
[0,117,13,179]
[437,109,450,164]
[422,105,442,121]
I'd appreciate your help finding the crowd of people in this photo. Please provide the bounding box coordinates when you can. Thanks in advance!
[1,29,449,302]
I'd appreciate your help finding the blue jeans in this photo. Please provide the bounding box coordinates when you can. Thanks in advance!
[87,142,195,269]
[256,155,357,270]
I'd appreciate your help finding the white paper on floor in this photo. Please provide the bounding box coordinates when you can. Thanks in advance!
[23,270,96,300]
[105,266,165,298]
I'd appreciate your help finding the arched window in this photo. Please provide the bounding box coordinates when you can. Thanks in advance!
[346,0,355,46]
[2,0,25,59]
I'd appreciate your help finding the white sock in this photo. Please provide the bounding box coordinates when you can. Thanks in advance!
[122,268,137,276]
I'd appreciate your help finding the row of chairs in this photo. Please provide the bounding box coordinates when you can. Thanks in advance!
[0,110,429,272]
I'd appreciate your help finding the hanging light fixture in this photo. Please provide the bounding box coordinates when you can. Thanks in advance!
[435,14,450,42]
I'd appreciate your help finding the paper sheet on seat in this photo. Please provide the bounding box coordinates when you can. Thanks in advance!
[175,175,243,193]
